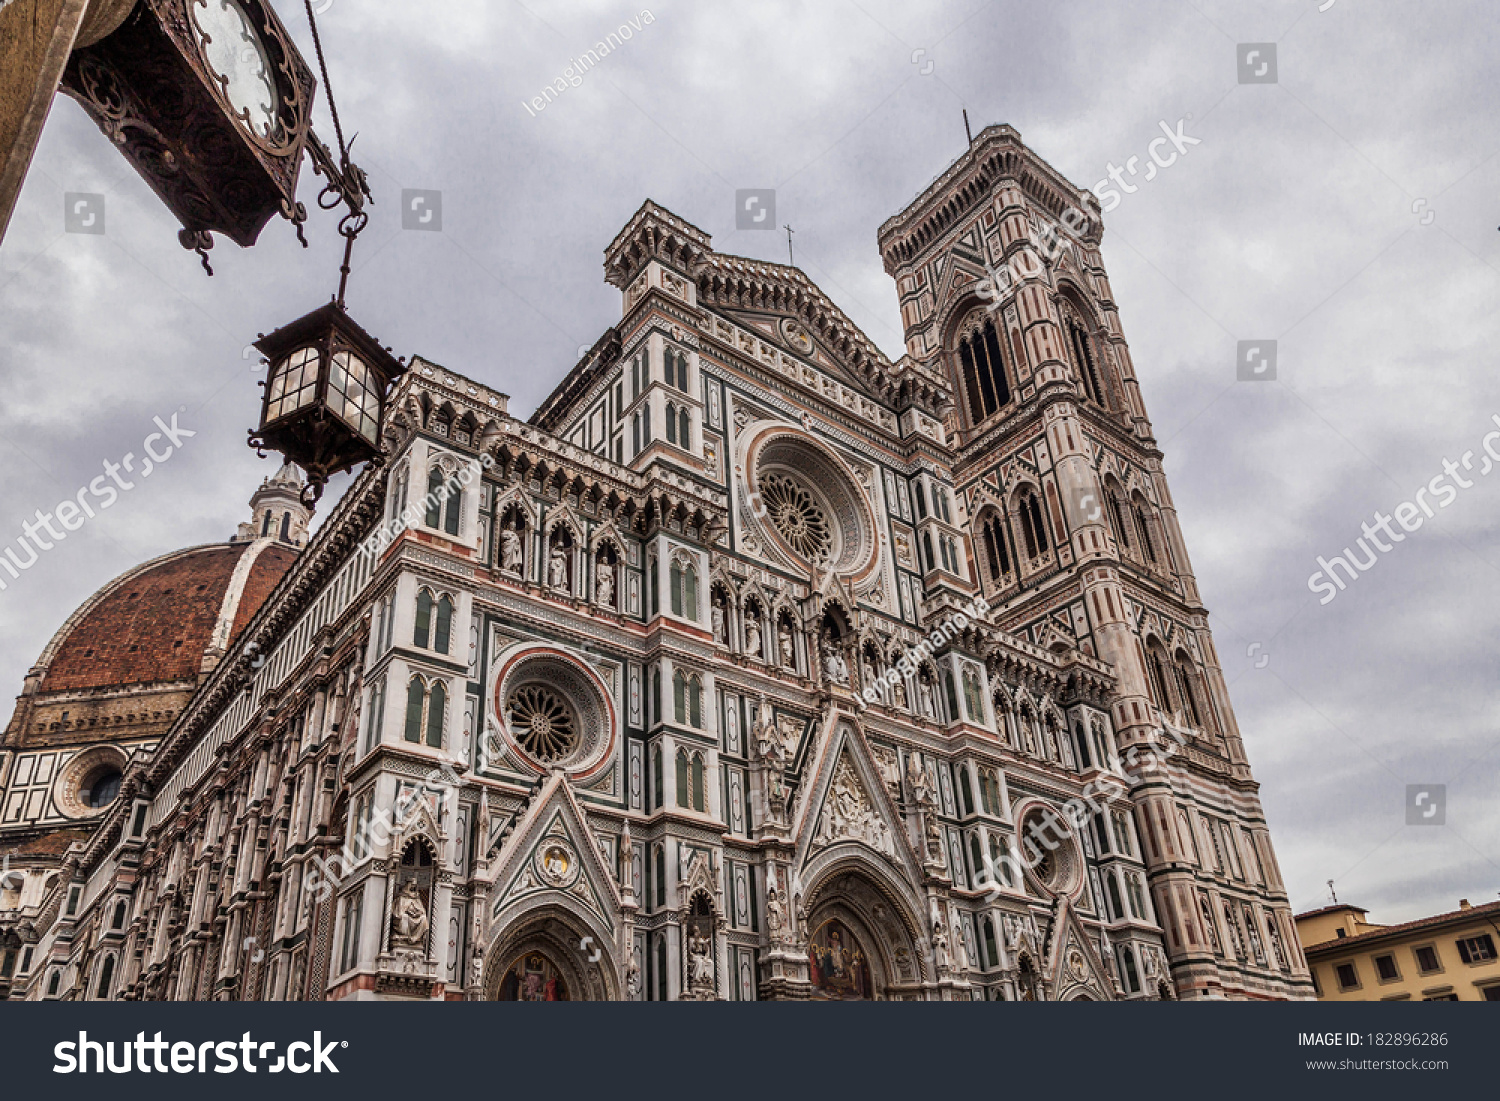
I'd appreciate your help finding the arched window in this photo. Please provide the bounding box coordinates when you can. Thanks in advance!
[1145,643,1174,714]
[962,669,982,722]
[434,595,453,654]
[648,554,659,616]
[1017,488,1049,559]
[651,743,663,809]
[111,901,127,930]
[364,678,385,752]
[943,668,959,722]
[675,748,690,807]
[279,511,291,542]
[444,481,461,536]
[691,752,706,812]
[670,559,698,620]
[261,509,273,536]
[1107,872,1126,921]
[915,482,928,519]
[414,589,433,648]
[980,510,1012,584]
[678,406,690,448]
[922,531,936,571]
[425,681,446,748]
[689,675,703,728]
[1074,723,1092,769]
[673,670,687,724]
[650,668,661,726]
[1093,724,1111,770]
[1106,483,1131,553]
[95,955,114,1000]
[663,348,689,392]
[404,678,425,742]
[1068,317,1106,407]
[631,355,641,399]
[47,970,61,997]
[425,467,444,528]
[1175,654,1206,728]
[1132,494,1158,565]
[631,411,641,456]
[665,402,678,444]
[955,317,1012,423]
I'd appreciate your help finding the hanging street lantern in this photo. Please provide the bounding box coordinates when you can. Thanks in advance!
[241,0,397,506]
[248,301,405,505]
[58,0,319,271]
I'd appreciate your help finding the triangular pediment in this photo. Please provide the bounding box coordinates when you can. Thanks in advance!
[792,718,922,885]
[718,307,877,399]
[1044,897,1115,1001]
[489,774,621,924]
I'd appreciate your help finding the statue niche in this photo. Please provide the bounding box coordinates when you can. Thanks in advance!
[388,841,435,962]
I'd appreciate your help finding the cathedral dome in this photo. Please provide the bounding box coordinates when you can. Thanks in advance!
[35,540,297,696]
[3,465,312,757]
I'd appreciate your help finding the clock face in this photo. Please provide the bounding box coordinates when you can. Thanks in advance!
[192,0,282,142]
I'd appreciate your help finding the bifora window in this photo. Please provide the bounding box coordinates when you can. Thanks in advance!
[506,684,579,764]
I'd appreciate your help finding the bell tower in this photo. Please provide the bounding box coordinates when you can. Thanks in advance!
[877,125,1310,999]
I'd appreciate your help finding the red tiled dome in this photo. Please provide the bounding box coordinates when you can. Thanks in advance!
[38,541,298,693]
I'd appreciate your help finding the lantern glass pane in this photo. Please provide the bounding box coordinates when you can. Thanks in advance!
[329,350,381,444]
[265,346,320,424]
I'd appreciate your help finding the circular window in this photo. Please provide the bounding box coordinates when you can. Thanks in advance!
[53,745,130,819]
[1018,804,1082,897]
[84,769,122,809]
[761,471,833,564]
[493,646,615,777]
[743,427,877,581]
[506,685,578,764]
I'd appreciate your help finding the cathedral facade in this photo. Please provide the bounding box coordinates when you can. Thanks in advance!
[0,125,1312,1001]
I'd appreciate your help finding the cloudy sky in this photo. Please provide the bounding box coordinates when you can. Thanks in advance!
[2,0,1496,925]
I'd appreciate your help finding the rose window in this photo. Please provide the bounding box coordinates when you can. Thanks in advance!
[506,684,578,763]
[743,428,878,582]
[761,472,833,564]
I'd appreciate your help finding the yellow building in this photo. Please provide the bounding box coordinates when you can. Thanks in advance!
[1295,899,1500,1001]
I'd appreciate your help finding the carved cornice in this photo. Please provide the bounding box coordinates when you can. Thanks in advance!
[878,124,1102,274]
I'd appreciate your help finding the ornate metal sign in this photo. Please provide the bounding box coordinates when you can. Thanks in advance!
[60,0,315,254]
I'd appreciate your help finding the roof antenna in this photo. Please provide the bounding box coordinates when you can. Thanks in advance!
[963,108,974,147]
[1327,879,1338,905]
[784,223,795,266]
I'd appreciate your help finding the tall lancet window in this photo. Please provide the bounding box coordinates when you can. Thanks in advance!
[955,317,1012,424]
